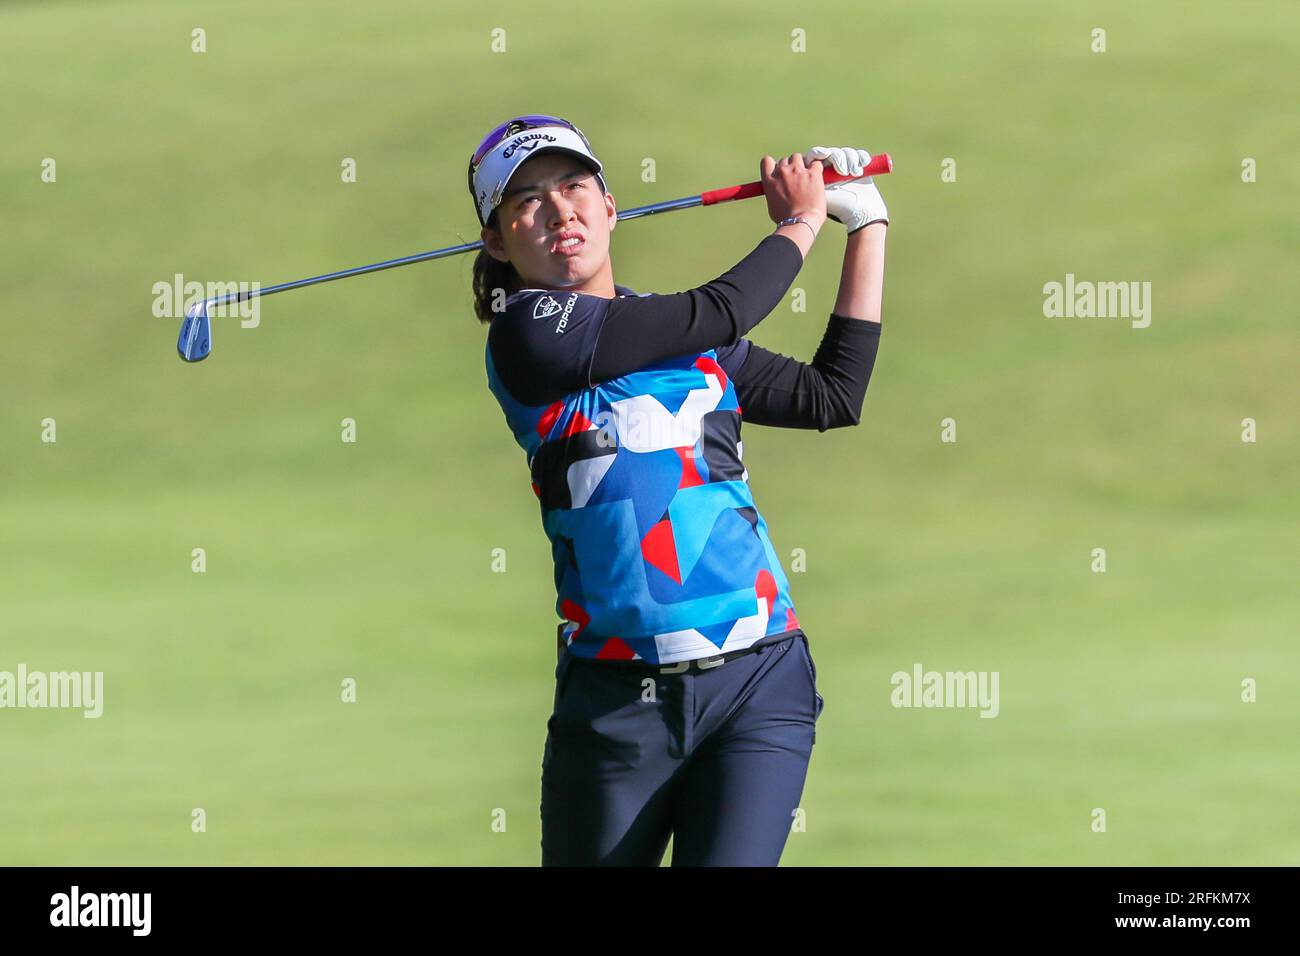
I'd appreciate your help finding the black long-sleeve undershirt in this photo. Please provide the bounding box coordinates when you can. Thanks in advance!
[720,314,881,431]
[487,233,882,427]
[589,234,881,431]
[587,233,805,384]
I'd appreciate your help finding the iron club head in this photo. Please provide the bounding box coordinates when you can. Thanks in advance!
[178,300,212,362]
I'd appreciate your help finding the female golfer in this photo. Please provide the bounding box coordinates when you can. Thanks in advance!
[469,115,887,866]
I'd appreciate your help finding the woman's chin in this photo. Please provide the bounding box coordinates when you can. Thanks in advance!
[544,262,594,287]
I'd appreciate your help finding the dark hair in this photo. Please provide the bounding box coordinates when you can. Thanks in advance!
[472,208,522,324]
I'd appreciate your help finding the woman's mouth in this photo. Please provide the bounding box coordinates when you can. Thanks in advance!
[550,235,586,257]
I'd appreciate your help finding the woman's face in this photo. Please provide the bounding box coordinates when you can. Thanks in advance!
[481,153,617,292]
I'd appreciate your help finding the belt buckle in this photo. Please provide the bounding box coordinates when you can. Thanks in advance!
[696,654,726,670]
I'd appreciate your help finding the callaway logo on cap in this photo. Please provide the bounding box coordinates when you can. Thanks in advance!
[468,116,608,227]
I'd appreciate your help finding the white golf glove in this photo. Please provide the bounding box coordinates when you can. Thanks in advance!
[804,146,889,232]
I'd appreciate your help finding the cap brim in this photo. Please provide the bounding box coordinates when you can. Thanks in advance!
[472,125,608,226]
[502,147,604,191]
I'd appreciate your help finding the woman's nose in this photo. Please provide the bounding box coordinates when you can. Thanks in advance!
[548,194,576,227]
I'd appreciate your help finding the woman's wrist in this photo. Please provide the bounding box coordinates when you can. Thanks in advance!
[773,211,826,257]
[846,220,887,241]
[775,217,817,241]
[786,210,827,232]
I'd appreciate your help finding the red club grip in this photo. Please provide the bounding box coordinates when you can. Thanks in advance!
[701,152,893,206]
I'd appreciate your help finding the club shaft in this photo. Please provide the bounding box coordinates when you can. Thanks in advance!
[199,154,893,310]
[202,197,708,310]
[209,241,486,307]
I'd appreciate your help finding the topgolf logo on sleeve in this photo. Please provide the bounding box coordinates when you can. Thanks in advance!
[533,293,579,334]
[533,294,563,321]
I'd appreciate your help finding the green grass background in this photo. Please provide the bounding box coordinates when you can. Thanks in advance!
[1,0,1296,865]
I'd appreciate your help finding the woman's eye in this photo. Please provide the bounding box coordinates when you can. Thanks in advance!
[519,182,581,206]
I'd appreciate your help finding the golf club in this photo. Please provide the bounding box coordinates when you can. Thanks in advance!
[176,153,894,362]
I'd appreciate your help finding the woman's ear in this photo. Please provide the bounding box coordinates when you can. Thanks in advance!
[481,225,511,264]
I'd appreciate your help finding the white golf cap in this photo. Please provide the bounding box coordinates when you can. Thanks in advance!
[468,118,607,227]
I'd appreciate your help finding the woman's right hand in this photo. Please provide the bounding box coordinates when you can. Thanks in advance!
[761,153,828,228]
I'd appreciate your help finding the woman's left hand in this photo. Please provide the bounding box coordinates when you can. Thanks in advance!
[804,146,871,179]
[804,146,889,233]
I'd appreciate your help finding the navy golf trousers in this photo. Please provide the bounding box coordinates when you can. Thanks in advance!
[540,630,825,866]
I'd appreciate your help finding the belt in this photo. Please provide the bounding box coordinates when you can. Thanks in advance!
[557,625,796,674]
[653,643,763,673]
